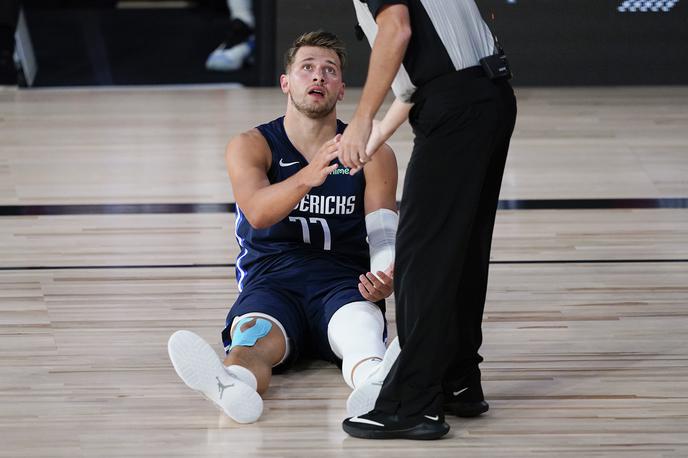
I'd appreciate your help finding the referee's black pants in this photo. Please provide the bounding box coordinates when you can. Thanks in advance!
[375,68,517,417]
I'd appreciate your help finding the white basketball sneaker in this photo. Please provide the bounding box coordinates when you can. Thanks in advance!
[205,41,253,72]
[167,330,263,423]
[346,336,401,417]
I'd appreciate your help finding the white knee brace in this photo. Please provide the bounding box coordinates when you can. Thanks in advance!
[327,301,386,389]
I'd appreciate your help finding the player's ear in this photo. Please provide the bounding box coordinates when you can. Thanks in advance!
[338,82,345,101]
[280,74,289,94]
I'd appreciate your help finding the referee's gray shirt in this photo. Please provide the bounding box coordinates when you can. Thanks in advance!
[352,0,495,102]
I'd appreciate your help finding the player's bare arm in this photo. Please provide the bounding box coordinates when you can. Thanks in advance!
[226,129,339,229]
[365,98,413,159]
[359,143,398,302]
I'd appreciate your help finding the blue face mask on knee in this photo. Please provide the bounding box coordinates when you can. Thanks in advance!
[230,317,273,350]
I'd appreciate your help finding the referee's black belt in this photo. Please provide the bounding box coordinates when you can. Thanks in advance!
[411,66,486,103]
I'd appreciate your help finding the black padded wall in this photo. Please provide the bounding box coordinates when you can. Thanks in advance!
[274,0,688,86]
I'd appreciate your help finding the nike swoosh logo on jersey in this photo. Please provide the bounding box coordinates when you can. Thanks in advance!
[279,158,300,167]
[453,387,469,397]
[424,415,440,421]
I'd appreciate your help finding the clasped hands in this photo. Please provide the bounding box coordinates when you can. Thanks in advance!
[299,116,382,186]
[336,115,384,175]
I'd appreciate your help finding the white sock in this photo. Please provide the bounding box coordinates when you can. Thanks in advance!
[327,301,386,390]
[225,364,258,391]
[227,0,255,28]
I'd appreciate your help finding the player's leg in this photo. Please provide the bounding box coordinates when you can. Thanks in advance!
[309,268,397,416]
[222,313,288,395]
[168,285,304,423]
[327,301,387,390]
[330,303,401,416]
[206,0,255,71]
[227,0,254,28]
[167,329,264,424]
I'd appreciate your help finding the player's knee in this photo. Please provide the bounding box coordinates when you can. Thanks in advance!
[230,316,286,364]
[331,301,384,333]
[328,301,385,358]
[231,317,273,348]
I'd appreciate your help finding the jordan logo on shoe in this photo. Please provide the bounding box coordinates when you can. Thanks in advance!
[424,415,440,421]
[216,377,234,399]
[453,387,469,396]
[279,158,300,167]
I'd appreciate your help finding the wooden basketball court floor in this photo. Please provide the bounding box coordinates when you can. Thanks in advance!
[1,85,687,457]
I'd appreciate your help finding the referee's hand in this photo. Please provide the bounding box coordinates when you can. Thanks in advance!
[338,114,372,174]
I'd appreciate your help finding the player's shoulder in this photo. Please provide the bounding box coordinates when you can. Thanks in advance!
[225,128,271,168]
[364,143,398,177]
[227,128,269,152]
[373,143,396,162]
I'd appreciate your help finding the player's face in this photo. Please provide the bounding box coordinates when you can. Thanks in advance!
[282,46,345,119]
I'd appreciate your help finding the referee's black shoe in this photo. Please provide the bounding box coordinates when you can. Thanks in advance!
[443,372,489,418]
[342,409,449,440]
[445,398,489,418]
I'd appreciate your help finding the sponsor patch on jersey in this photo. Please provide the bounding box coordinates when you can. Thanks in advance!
[330,167,351,176]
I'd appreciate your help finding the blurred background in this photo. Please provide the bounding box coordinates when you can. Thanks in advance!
[2,2,688,456]
[4,0,687,88]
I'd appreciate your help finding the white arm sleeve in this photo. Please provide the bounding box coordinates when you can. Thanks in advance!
[365,208,399,274]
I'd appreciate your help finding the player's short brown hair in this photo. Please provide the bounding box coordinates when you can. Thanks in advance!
[284,31,347,73]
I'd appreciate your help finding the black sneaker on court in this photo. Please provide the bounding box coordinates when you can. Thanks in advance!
[342,409,449,440]
[445,397,489,417]
[443,371,489,417]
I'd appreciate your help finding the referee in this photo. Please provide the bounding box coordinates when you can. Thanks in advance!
[339,0,517,440]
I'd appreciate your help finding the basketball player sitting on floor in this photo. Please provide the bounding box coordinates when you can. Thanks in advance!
[167,31,401,423]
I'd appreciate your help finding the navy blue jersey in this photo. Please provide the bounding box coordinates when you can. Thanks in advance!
[234,116,370,291]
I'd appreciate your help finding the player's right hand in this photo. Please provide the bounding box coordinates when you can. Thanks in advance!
[297,135,341,188]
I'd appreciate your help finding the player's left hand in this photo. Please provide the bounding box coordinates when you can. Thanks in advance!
[338,114,372,174]
[358,267,394,302]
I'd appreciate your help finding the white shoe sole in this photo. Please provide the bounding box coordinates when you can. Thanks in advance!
[346,336,401,417]
[168,330,263,424]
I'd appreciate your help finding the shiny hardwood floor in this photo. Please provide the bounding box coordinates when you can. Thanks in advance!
[2,85,688,204]
[1,85,687,457]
